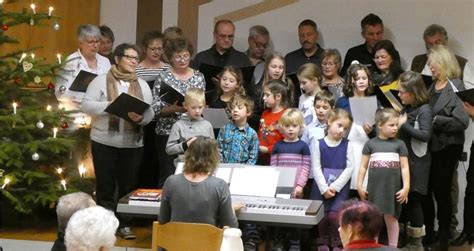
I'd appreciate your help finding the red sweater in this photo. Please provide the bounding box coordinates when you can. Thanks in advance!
[258,108,286,162]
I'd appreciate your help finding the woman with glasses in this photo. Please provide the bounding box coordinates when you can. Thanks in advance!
[321,49,344,99]
[136,31,170,87]
[82,43,155,240]
[55,24,111,127]
[151,37,205,188]
[136,31,170,188]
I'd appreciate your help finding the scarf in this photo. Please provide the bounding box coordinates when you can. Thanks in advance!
[106,65,144,141]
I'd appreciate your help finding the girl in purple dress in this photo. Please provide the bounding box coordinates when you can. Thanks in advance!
[311,108,354,250]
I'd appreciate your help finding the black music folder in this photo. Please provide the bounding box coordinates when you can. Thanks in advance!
[104,93,150,123]
[456,88,474,105]
[159,82,184,106]
[421,74,433,89]
[199,63,255,102]
[68,70,98,92]
[373,86,403,111]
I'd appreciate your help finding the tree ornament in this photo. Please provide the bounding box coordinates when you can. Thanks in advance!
[53,21,60,31]
[22,61,33,72]
[47,82,55,90]
[34,76,41,83]
[14,77,21,84]
[32,152,40,161]
[36,120,44,129]
[1,24,8,31]
[59,85,66,93]
[61,121,69,129]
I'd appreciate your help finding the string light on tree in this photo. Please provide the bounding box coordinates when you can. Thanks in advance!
[56,53,61,64]
[48,6,54,18]
[53,127,58,138]
[60,179,67,190]
[32,152,39,161]
[46,105,52,111]
[56,167,63,174]
[12,102,17,114]
[30,53,35,60]
[30,3,36,14]
[78,163,86,178]
[19,53,27,63]
[1,177,11,190]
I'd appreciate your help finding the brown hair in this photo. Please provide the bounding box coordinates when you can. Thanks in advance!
[339,200,383,240]
[314,89,336,107]
[228,94,254,115]
[398,71,430,107]
[183,137,219,175]
[217,66,246,98]
[375,108,399,126]
[164,37,194,65]
[343,63,374,97]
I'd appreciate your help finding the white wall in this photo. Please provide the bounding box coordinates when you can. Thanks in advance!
[100,0,137,45]
[163,0,474,70]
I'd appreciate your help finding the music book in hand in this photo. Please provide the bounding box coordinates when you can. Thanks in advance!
[68,70,98,92]
[159,82,184,106]
[104,93,150,123]
[456,88,474,105]
[373,86,403,111]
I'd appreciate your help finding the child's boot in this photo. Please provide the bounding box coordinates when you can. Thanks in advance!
[402,225,425,251]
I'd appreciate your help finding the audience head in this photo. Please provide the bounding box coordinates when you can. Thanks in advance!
[338,200,384,247]
[297,63,322,96]
[77,24,101,59]
[298,19,319,53]
[279,108,305,138]
[183,88,205,121]
[113,43,140,73]
[140,30,165,63]
[183,136,220,175]
[427,44,461,81]
[65,206,119,251]
[98,25,115,57]
[218,65,246,98]
[56,192,96,234]
[343,62,373,97]
[248,25,270,61]
[360,13,384,51]
[321,49,342,79]
[163,26,183,40]
[228,94,254,119]
[372,40,402,75]
[423,24,448,50]
[314,90,336,123]
[213,19,235,53]
[397,71,430,108]
[164,37,194,70]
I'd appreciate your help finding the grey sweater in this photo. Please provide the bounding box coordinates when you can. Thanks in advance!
[166,114,214,155]
[82,74,154,148]
[159,173,238,228]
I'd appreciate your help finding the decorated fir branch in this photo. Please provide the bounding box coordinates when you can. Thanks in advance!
[0,1,91,214]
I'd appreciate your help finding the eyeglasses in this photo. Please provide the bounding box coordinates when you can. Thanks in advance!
[85,39,100,45]
[121,55,140,62]
[148,47,163,53]
[217,34,234,40]
[173,55,190,62]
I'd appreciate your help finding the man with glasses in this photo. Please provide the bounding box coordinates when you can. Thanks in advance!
[246,25,271,84]
[341,13,384,76]
[285,19,324,74]
[191,19,250,69]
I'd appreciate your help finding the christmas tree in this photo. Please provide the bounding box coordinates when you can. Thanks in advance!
[0,0,90,214]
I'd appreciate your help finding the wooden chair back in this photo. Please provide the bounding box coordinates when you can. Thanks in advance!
[151,221,224,251]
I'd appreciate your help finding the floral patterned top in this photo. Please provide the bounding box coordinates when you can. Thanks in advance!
[151,68,205,135]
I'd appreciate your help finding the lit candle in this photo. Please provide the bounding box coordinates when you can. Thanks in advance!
[53,127,58,138]
[19,53,27,63]
[48,6,54,17]
[1,177,11,190]
[56,53,61,64]
[30,53,35,60]
[58,104,64,110]
[46,105,52,111]
[60,179,67,190]
[0,0,4,4]
[78,163,86,178]
[12,102,17,114]
[30,3,36,14]
[56,167,63,174]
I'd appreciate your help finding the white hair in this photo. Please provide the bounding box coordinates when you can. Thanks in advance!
[56,192,96,233]
[65,206,119,251]
[77,24,101,42]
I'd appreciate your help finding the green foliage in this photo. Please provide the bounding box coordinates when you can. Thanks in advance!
[0,2,88,214]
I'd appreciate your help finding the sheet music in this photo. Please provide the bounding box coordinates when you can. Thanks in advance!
[349,96,377,125]
[230,167,279,197]
[203,108,230,129]
[174,162,233,183]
